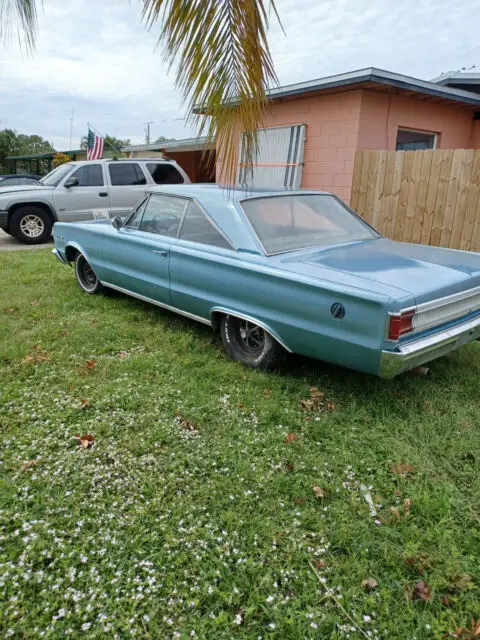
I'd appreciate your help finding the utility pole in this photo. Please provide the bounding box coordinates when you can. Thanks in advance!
[144,121,154,145]
[69,109,74,151]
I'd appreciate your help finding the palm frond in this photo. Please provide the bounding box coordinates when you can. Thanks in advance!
[142,0,281,186]
[0,0,38,51]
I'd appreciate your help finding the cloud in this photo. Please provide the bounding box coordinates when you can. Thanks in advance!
[1,0,479,149]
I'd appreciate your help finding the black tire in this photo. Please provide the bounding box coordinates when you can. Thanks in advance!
[74,253,103,294]
[9,206,53,245]
[219,314,284,370]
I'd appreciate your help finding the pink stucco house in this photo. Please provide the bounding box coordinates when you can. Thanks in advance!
[210,67,480,203]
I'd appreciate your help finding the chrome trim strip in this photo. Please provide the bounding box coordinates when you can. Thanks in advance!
[379,315,480,378]
[52,248,68,265]
[210,307,292,352]
[100,281,212,326]
[414,285,480,314]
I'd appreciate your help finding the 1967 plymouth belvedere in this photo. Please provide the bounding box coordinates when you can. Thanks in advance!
[52,185,480,378]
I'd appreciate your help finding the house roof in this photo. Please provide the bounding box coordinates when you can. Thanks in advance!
[430,71,480,95]
[194,67,480,113]
[122,136,214,154]
[6,150,84,160]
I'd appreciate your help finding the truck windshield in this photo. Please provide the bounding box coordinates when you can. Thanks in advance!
[240,194,379,255]
[40,164,74,187]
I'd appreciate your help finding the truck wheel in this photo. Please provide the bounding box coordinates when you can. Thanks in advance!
[10,206,53,244]
[220,314,285,370]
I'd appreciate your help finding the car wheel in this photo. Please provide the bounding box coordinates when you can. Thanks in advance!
[219,314,284,369]
[74,253,103,294]
[10,206,53,244]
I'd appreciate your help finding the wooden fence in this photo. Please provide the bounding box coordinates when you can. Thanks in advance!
[350,149,480,252]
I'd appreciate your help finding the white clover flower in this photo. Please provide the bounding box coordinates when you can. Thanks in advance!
[266,595,275,603]
[235,613,243,625]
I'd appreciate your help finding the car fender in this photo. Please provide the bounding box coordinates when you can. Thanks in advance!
[64,241,94,268]
[210,307,292,352]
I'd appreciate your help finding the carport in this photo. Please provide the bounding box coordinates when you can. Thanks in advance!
[6,150,86,175]
[123,137,216,183]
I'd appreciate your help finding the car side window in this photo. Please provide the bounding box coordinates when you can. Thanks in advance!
[125,197,148,229]
[179,202,232,249]
[138,194,187,237]
[146,163,184,185]
[109,163,147,186]
[69,164,104,187]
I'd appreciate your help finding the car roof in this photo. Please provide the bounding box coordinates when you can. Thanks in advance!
[148,185,333,254]
[64,158,178,166]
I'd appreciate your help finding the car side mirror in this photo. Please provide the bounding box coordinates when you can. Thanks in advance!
[64,176,79,188]
[112,217,123,230]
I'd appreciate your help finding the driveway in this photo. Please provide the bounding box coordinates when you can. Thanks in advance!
[0,230,53,251]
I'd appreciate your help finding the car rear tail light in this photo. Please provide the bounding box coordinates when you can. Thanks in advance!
[388,310,415,340]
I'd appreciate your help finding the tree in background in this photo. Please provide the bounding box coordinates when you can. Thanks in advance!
[80,135,131,158]
[0,128,54,173]
[154,136,174,144]
[53,152,71,167]
[2,0,281,184]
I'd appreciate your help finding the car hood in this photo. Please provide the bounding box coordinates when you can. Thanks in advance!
[277,238,480,305]
[0,184,51,195]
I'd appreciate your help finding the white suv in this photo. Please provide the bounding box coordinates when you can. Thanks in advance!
[0,158,191,244]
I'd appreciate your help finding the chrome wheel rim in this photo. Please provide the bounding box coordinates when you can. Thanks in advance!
[20,214,44,238]
[238,320,265,355]
[77,256,97,291]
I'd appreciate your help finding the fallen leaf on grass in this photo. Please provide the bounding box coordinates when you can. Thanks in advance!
[390,506,402,522]
[21,460,39,472]
[24,351,50,364]
[441,595,454,607]
[450,573,473,591]
[403,498,412,516]
[118,351,129,359]
[79,398,91,410]
[447,620,480,639]
[263,389,272,397]
[31,300,40,307]
[85,359,97,369]
[3,307,19,313]
[284,432,296,443]
[312,485,325,498]
[60,330,70,337]
[300,387,335,413]
[74,434,96,449]
[177,415,197,431]
[314,559,327,569]
[361,578,379,590]
[389,462,416,475]
[412,580,431,601]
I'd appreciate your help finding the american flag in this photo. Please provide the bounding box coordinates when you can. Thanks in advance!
[87,129,104,160]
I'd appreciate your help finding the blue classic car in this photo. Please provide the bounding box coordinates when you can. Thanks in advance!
[52,185,480,378]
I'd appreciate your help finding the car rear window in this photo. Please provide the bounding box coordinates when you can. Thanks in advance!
[109,163,147,186]
[146,163,184,184]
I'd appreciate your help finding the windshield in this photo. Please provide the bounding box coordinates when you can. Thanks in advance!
[240,194,379,255]
[40,163,74,187]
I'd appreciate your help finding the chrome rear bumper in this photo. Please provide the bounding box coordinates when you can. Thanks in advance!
[379,316,480,378]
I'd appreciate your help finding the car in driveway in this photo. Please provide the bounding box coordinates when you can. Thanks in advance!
[0,174,41,187]
[0,158,190,244]
[52,185,480,378]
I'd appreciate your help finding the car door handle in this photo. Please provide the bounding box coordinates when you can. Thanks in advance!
[152,249,168,257]
[98,192,108,197]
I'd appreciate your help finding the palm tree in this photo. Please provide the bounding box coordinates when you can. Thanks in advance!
[1,0,281,184]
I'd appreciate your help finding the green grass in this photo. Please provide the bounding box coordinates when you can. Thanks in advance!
[0,249,479,640]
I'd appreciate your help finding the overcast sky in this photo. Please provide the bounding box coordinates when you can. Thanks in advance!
[1,0,479,150]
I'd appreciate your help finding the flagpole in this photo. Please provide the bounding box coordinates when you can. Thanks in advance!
[86,122,123,155]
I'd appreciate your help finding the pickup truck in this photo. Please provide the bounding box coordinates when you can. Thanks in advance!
[0,158,190,244]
